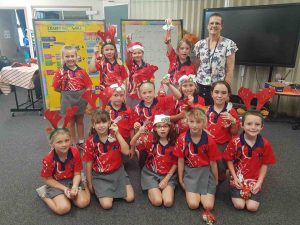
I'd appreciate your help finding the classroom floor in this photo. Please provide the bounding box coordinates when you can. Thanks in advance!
[0,88,299,225]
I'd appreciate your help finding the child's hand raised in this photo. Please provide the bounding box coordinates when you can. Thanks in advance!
[165,18,173,25]
[134,122,141,130]
[109,123,119,133]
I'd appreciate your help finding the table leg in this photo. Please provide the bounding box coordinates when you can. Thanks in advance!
[275,94,281,118]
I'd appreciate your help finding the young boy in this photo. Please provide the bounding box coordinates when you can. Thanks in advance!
[223,110,276,212]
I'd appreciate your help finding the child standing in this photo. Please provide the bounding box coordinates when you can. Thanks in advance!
[52,45,92,147]
[174,108,221,224]
[126,36,158,107]
[223,110,276,212]
[88,26,128,89]
[36,108,90,215]
[106,83,135,157]
[131,115,178,207]
[172,74,205,134]
[207,81,240,181]
[83,110,134,209]
[164,18,195,85]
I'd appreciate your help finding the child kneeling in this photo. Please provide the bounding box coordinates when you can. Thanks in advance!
[36,116,90,215]
[83,110,134,209]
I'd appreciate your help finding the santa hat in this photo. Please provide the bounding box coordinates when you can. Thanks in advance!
[97,25,116,46]
[153,114,171,125]
[110,83,126,92]
[178,74,196,86]
[128,42,144,52]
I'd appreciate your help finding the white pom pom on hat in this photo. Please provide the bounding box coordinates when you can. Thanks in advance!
[153,114,171,125]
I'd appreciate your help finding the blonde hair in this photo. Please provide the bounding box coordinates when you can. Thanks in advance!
[186,108,207,125]
[49,129,71,144]
[61,45,77,65]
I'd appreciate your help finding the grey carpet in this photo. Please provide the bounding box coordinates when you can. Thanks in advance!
[0,88,299,225]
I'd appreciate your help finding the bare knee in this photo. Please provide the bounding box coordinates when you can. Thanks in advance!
[232,198,246,210]
[99,199,113,210]
[202,201,214,211]
[76,198,90,208]
[246,202,259,212]
[150,196,162,207]
[163,198,174,208]
[56,203,71,215]
[187,200,199,209]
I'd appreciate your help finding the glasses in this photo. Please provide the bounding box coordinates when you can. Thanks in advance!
[155,125,169,129]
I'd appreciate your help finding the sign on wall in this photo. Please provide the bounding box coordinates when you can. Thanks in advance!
[34,20,105,111]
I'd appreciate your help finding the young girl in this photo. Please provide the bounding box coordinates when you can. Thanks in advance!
[83,110,134,209]
[131,114,178,207]
[133,80,181,132]
[174,108,221,224]
[126,35,158,107]
[106,83,134,143]
[164,18,195,85]
[52,45,92,147]
[171,74,205,134]
[36,109,90,215]
[88,25,128,89]
[207,80,240,181]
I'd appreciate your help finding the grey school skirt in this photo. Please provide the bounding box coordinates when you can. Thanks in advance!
[60,89,87,115]
[141,166,178,190]
[45,178,85,199]
[92,165,131,198]
[184,165,217,195]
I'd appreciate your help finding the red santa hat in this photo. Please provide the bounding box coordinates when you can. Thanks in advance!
[128,42,144,52]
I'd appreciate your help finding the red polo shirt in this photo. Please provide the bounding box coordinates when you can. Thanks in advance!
[107,102,134,139]
[133,96,176,131]
[174,130,221,168]
[223,133,276,189]
[136,133,177,175]
[83,134,122,173]
[53,64,92,91]
[207,103,241,144]
[40,147,82,180]
[95,58,128,88]
[167,47,195,85]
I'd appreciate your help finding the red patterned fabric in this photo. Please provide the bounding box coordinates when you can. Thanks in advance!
[83,134,122,173]
[40,147,82,180]
[223,133,276,190]
[174,130,221,168]
[167,47,195,85]
[52,65,92,91]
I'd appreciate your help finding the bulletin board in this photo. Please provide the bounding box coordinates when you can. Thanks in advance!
[121,20,183,90]
[34,20,105,111]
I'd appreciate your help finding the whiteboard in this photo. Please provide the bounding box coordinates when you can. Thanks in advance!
[121,20,183,91]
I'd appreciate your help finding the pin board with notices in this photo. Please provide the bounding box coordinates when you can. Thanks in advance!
[34,20,105,111]
[121,20,183,90]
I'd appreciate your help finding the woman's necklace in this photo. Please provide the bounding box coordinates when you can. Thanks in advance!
[208,37,220,75]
